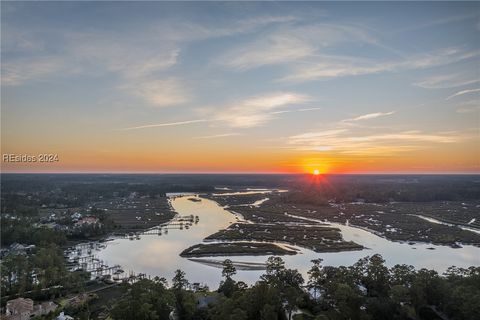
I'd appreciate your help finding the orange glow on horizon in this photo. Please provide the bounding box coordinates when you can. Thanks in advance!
[1,146,479,174]
[300,158,331,175]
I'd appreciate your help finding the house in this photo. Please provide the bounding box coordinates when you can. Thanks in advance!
[8,243,35,254]
[4,298,57,320]
[75,216,99,226]
[32,301,57,316]
[71,212,82,221]
[5,298,33,320]
[68,293,90,308]
[56,312,74,320]
[9,243,26,251]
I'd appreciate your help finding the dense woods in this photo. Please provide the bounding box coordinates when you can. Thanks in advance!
[105,255,480,320]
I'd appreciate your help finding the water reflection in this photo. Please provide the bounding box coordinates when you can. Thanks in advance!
[96,196,239,287]
[96,194,480,288]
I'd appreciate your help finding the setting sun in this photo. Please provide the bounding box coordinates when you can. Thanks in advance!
[313,169,320,175]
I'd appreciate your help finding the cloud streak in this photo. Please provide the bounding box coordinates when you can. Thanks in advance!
[213,92,311,128]
[446,88,480,100]
[194,133,241,139]
[220,35,315,70]
[344,111,395,122]
[286,127,470,155]
[270,107,322,115]
[280,47,478,83]
[123,78,190,108]
[219,22,379,71]
[2,15,296,108]
[121,93,318,132]
[121,119,207,131]
[414,73,480,89]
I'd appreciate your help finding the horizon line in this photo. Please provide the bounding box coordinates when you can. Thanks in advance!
[1,171,479,175]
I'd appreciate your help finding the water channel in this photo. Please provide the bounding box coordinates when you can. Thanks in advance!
[94,193,480,288]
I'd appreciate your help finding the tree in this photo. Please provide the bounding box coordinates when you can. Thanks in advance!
[218,277,237,298]
[390,264,415,286]
[285,286,301,320]
[246,282,281,319]
[390,285,410,305]
[177,291,197,320]
[354,254,390,297]
[111,279,174,320]
[262,256,286,284]
[410,269,445,309]
[236,281,248,291]
[265,256,285,277]
[331,283,364,320]
[137,303,159,320]
[308,259,325,300]
[222,259,237,279]
[172,269,189,291]
[260,304,277,320]
[280,268,304,289]
[230,308,247,320]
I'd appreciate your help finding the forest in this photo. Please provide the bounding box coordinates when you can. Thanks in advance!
[105,255,479,320]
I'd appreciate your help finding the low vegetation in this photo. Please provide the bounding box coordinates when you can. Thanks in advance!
[205,223,363,253]
[180,242,297,257]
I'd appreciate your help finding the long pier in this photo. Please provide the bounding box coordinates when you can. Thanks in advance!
[65,214,200,285]
[127,214,200,237]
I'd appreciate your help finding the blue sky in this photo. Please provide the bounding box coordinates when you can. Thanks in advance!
[1,1,479,173]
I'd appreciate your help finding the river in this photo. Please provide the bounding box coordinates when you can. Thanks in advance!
[95,193,480,288]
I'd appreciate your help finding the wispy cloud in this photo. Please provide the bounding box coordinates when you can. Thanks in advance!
[2,15,295,110]
[455,100,480,113]
[446,88,480,100]
[281,47,478,83]
[2,28,180,85]
[219,22,378,71]
[286,128,469,155]
[395,13,477,33]
[194,133,241,139]
[288,129,349,145]
[270,107,322,115]
[220,35,315,70]
[213,92,311,128]
[120,92,315,131]
[414,72,480,89]
[2,15,295,87]
[123,78,190,108]
[344,111,395,122]
[158,15,297,42]
[1,56,64,86]
[121,119,207,131]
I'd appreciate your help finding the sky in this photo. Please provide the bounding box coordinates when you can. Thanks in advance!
[1,1,479,174]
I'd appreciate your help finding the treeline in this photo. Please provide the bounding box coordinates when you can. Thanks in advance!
[106,255,480,320]
[1,244,90,305]
[60,183,215,201]
[2,175,479,211]
[1,212,116,247]
[282,177,480,205]
[1,219,68,247]
[1,179,215,214]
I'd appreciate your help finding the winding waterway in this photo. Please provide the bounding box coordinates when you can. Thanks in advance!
[95,193,480,288]
[411,214,480,235]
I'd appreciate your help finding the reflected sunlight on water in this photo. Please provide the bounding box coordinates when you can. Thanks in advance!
[96,194,480,288]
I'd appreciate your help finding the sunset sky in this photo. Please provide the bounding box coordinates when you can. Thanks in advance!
[1,2,479,174]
